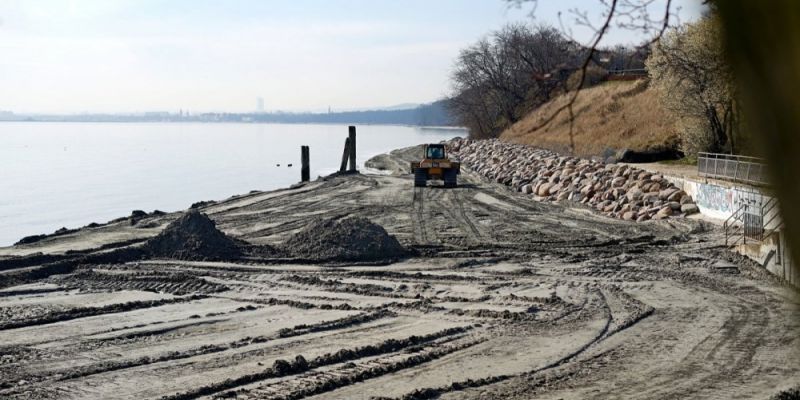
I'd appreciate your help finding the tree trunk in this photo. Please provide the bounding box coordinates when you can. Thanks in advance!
[724,101,736,154]
[705,105,727,152]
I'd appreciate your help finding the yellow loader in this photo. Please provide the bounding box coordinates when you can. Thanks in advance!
[410,144,460,188]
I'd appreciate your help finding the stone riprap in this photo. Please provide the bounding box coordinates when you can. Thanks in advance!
[448,138,699,222]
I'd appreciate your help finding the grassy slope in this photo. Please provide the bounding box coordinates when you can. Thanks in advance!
[500,80,678,158]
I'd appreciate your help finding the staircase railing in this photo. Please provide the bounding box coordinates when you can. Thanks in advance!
[725,196,784,246]
[724,203,747,246]
[750,196,783,241]
[760,196,782,237]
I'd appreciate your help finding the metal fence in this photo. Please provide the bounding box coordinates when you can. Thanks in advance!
[697,152,769,186]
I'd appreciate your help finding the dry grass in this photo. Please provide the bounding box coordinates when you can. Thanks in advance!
[500,80,678,157]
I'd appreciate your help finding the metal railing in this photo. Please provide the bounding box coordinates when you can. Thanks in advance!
[698,152,769,186]
[724,204,747,246]
[758,196,784,241]
[724,195,783,246]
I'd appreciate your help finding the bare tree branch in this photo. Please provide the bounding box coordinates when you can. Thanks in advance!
[526,0,619,154]
[506,0,673,155]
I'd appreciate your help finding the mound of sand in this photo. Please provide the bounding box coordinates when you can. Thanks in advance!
[144,210,242,261]
[365,144,425,175]
[284,217,406,262]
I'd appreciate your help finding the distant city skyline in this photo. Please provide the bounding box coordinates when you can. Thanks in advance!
[256,97,264,113]
[0,0,704,114]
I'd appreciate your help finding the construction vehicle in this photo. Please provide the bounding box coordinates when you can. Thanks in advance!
[411,144,460,188]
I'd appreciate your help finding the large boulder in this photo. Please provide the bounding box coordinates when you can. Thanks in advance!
[659,188,679,201]
[642,192,660,204]
[626,187,643,202]
[654,206,674,219]
[521,184,534,194]
[537,183,554,197]
[667,190,685,202]
[681,204,700,215]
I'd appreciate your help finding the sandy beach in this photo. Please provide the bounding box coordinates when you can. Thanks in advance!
[1,144,798,399]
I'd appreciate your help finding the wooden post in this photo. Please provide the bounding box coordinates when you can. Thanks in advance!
[339,138,350,172]
[348,126,357,172]
[301,146,310,182]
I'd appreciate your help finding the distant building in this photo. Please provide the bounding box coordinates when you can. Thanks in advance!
[257,97,264,113]
[0,110,19,121]
[144,111,170,117]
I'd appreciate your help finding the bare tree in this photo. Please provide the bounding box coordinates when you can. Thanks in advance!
[646,14,741,156]
[449,24,578,138]
[505,0,674,154]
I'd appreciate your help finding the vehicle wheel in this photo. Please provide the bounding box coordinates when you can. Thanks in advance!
[443,168,457,188]
[414,168,427,187]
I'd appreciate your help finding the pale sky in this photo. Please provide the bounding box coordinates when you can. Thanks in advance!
[0,0,704,114]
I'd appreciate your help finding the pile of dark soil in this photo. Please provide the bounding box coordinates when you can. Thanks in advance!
[14,226,78,246]
[772,387,800,400]
[143,210,242,261]
[284,217,407,262]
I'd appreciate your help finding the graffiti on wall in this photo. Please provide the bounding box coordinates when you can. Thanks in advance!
[695,183,733,213]
[733,188,764,210]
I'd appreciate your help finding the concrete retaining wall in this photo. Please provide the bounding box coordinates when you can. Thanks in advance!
[663,174,797,286]
[737,232,797,286]
[666,176,748,220]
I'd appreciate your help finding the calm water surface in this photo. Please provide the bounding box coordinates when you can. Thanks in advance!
[0,122,463,246]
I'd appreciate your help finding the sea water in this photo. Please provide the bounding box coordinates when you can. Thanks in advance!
[0,122,463,246]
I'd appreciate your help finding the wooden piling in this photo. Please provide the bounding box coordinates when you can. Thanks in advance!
[301,145,310,182]
[348,126,357,172]
[340,138,350,172]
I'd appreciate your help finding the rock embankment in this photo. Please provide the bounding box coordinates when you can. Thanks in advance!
[448,138,699,222]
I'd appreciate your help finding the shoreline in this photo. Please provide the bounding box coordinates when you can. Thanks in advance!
[0,143,798,399]
[0,124,462,247]
[0,120,467,130]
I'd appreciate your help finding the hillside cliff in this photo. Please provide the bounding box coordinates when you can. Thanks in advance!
[500,80,678,158]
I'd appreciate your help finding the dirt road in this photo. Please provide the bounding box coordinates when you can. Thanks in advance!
[1,146,798,399]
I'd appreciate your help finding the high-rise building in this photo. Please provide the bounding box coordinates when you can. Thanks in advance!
[256,97,264,113]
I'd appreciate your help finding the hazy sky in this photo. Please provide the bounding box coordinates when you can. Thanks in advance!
[0,0,704,114]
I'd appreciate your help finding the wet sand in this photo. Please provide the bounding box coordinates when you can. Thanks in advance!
[1,145,799,399]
